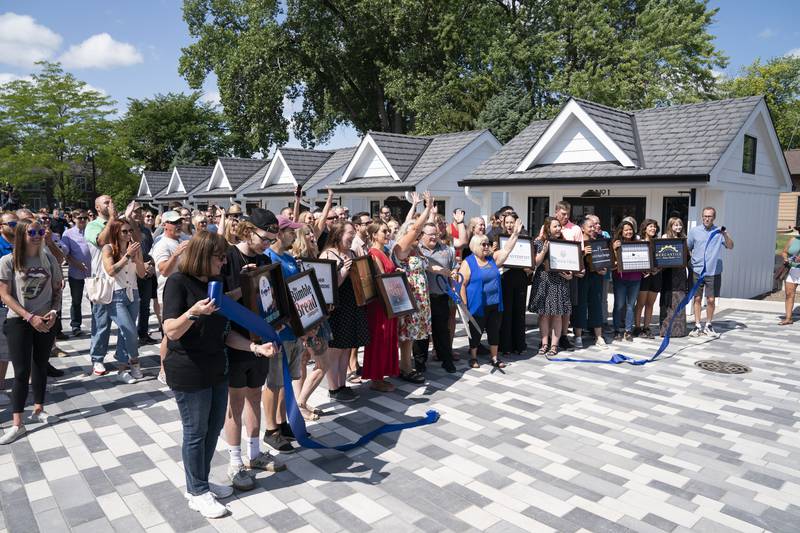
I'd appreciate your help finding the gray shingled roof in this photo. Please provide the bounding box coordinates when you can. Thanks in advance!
[785,150,800,176]
[192,158,268,198]
[369,131,432,180]
[330,130,488,192]
[158,166,214,200]
[574,98,639,166]
[280,148,336,184]
[304,147,357,194]
[462,96,764,185]
[136,170,171,200]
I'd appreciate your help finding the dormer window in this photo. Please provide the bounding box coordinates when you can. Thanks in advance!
[742,135,757,174]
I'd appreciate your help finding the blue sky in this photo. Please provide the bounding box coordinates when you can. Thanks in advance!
[0,0,797,153]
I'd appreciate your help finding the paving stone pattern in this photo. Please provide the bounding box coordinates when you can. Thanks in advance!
[1,291,800,532]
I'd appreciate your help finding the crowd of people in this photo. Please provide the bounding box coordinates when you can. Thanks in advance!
[0,190,734,518]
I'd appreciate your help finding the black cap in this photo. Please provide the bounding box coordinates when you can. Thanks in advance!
[249,208,278,231]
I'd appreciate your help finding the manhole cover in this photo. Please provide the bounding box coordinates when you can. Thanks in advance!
[695,360,751,374]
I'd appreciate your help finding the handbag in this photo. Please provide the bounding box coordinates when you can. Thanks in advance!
[85,266,114,305]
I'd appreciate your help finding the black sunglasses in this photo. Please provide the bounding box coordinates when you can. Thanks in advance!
[28,229,45,237]
[1,221,17,228]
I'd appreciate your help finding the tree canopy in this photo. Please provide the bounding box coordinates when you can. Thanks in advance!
[180,0,726,152]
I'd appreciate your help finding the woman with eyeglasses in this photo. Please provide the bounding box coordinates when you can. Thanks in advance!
[0,219,63,444]
[163,231,278,518]
[101,219,147,384]
[143,210,156,232]
[459,218,522,369]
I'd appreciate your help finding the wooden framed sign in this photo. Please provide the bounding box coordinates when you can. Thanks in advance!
[284,270,328,336]
[300,257,339,306]
[498,235,534,268]
[587,239,614,272]
[618,241,654,272]
[240,263,289,341]
[349,254,377,306]
[375,272,418,318]
[546,240,583,273]
[653,238,688,268]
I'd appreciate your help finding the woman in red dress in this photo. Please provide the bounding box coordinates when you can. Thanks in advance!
[363,221,399,392]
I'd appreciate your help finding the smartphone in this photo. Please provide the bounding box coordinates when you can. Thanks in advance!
[295,184,302,196]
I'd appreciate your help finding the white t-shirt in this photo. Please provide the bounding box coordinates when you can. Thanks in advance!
[152,236,180,303]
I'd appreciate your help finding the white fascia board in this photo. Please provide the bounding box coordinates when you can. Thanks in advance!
[339,133,400,183]
[260,150,292,188]
[515,99,635,171]
[137,175,149,197]
[709,100,793,190]
[207,160,226,191]
[166,168,183,194]
[415,131,502,191]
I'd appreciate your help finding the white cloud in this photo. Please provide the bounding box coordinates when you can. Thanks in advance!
[200,90,220,107]
[0,12,62,67]
[59,33,143,69]
[758,27,776,39]
[80,83,107,96]
[0,72,32,85]
[787,48,800,58]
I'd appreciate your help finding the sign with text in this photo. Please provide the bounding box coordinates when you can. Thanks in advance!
[618,241,653,272]
[376,272,418,318]
[546,239,583,273]
[653,239,688,269]
[498,235,534,268]
[240,263,288,341]
[587,239,613,272]
[300,258,339,306]
[350,255,377,306]
[285,270,328,335]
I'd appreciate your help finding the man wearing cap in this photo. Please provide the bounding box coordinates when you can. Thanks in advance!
[262,215,306,453]
[151,211,190,382]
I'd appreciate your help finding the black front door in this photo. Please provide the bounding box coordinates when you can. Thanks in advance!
[564,196,646,234]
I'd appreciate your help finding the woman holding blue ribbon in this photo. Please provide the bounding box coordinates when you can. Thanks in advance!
[459,218,522,368]
[162,231,278,519]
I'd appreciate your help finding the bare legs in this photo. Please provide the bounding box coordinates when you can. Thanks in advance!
[783,281,797,323]
[325,347,350,391]
[399,340,413,374]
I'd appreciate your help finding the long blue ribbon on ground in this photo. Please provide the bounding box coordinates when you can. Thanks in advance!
[546,229,722,366]
[208,281,439,451]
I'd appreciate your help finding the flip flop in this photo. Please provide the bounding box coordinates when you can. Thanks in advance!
[779,319,794,326]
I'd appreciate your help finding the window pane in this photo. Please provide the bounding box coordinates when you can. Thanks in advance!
[742,135,757,174]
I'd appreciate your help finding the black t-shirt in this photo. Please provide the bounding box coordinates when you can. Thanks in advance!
[317,228,329,252]
[162,272,229,391]
[221,245,271,361]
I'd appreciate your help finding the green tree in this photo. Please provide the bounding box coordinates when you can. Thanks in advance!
[720,55,800,150]
[117,92,235,170]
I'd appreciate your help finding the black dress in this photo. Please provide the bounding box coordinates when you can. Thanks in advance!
[528,240,572,316]
[327,276,370,349]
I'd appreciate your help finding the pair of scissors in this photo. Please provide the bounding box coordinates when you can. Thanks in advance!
[435,273,480,337]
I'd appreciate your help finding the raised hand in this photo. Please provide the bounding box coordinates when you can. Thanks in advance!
[410,191,422,205]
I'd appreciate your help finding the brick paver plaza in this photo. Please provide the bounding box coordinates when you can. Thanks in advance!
[1,292,799,533]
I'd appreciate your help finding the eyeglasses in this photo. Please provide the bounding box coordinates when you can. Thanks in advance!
[254,232,277,244]
[326,215,337,220]
[1,221,17,228]
[227,214,241,219]
[196,220,208,225]
[76,217,88,221]
[27,229,45,237]
[480,242,491,247]
[422,232,438,237]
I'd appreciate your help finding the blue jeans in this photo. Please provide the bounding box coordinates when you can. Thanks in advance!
[89,301,112,364]
[613,278,641,332]
[174,380,228,495]
[108,289,140,364]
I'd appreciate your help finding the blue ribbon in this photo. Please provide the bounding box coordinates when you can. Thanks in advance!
[208,281,439,451]
[546,229,722,365]
[436,273,464,304]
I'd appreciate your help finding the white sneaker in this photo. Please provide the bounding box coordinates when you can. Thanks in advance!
[688,325,705,337]
[129,363,143,380]
[595,336,607,347]
[0,392,10,406]
[187,491,227,518]
[118,371,137,384]
[28,411,59,424]
[93,362,108,375]
[157,370,167,385]
[573,337,584,349]
[704,324,719,338]
[0,425,26,444]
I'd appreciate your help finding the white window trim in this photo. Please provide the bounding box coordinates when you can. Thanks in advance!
[207,159,231,191]
[339,133,400,183]
[137,176,150,197]
[166,168,185,194]
[515,99,636,171]
[260,150,297,188]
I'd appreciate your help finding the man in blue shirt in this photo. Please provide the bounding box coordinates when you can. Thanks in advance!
[687,207,734,338]
[263,215,305,453]
[0,212,17,406]
[61,210,92,336]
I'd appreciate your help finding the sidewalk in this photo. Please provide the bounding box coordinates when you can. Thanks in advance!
[1,290,799,532]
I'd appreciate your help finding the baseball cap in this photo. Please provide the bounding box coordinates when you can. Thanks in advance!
[277,215,303,230]
[162,211,182,223]
[249,208,279,232]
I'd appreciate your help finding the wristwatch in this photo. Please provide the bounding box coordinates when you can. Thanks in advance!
[187,313,199,322]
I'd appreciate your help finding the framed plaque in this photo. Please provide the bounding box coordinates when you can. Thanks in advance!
[300,257,339,306]
[284,270,328,336]
[376,272,418,318]
[587,239,614,272]
[618,241,653,272]
[349,255,377,306]
[546,240,583,273]
[240,263,289,341]
[498,235,534,268]
[653,239,687,268]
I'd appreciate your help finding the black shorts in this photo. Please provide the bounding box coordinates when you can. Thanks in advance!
[639,271,663,293]
[690,272,721,298]
[228,354,269,389]
[468,304,502,349]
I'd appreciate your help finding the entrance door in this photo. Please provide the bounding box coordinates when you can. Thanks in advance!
[662,196,689,231]
[564,196,646,234]
[384,196,412,221]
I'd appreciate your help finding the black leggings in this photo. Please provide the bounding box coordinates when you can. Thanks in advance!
[468,304,502,349]
[3,317,55,413]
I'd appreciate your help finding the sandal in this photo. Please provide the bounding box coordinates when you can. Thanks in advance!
[370,379,396,392]
[779,318,794,326]
[299,405,320,421]
[346,371,362,384]
[545,347,559,358]
[537,344,549,355]
[491,358,506,368]
[469,359,479,369]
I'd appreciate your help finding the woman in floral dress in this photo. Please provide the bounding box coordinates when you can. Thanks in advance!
[391,192,435,383]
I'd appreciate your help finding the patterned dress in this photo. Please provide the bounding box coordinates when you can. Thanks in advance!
[394,252,432,341]
[324,250,370,349]
[363,248,399,380]
[528,240,572,316]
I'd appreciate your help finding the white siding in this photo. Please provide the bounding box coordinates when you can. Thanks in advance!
[350,144,392,179]
[275,162,296,185]
[717,113,784,191]
[536,115,616,165]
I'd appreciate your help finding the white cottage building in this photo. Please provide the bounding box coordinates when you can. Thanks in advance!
[324,130,501,219]
[134,170,172,208]
[460,96,792,298]
[151,166,214,210]
[187,157,268,211]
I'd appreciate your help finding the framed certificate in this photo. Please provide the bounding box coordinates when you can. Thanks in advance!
[284,270,328,336]
[300,257,339,306]
[498,235,534,268]
[375,272,418,318]
[546,240,583,273]
[349,255,377,306]
[618,241,653,272]
[240,263,289,341]
[587,239,614,272]
[653,239,688,268]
